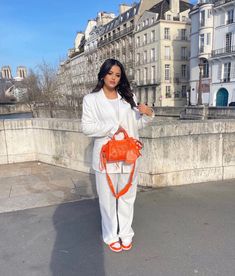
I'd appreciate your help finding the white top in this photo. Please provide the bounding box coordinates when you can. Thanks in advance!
[108,98,119,121]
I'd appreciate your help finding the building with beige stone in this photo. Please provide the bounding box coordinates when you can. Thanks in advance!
[58,0,193,107]
[135,0,193,107]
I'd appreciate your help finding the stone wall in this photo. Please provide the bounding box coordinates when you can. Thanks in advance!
[0,118,235,187]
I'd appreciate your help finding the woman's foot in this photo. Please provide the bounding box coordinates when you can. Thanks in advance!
[109,241,122,253]
[121,241,133,251]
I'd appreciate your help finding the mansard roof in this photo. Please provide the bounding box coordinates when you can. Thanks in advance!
[149,0,193,20]
[100,3,140,35]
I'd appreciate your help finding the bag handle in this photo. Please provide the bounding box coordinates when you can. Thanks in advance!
[112,128,129,140]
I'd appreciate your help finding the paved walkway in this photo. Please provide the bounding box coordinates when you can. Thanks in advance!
[0,162,235,276]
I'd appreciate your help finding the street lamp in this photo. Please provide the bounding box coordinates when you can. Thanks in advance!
[197,61,203,105]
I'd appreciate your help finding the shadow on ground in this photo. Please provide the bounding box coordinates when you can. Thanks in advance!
[50,199,105,276]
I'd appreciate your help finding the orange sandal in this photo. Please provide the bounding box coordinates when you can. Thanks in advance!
[109,241,122,253]
[121,242,133,251]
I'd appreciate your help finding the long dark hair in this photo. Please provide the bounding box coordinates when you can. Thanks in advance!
[92,58,136,109]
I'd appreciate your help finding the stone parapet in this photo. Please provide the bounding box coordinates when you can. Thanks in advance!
[0,118,235,187]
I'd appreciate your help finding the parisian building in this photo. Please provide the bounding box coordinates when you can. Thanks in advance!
[135,0,192,106]
[58,0,193,107]
[189,0,235,106]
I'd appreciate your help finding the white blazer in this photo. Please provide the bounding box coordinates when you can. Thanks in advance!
[81,88,154,173]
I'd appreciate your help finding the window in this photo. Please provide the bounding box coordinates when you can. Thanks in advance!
[181,29,187,40]
[167,14,171,20]
[151,30,155,42]
[137,69,140,84]
[182,16,186,22]
[164,28,170,39]
[136,53,140,64]
[151,48,156,62]
[200,10,205,26]
[200,34,204,53]
[151,66,156,82]
[144,67,148,82]
[165,86,171,97]
[136,36,140,47]
[165,46,170,60]
[207,33,211,45]
[181,47,187,60]
[182,86,187,97]
[181,65,187,78]
[144,88,148,104]
[223,62,231,82]
[202,59,209,78]
[143,33,147,44]
[143,50,147,63]
[226,32,232,52]
[227,10,234,24]
[165,64,170,80]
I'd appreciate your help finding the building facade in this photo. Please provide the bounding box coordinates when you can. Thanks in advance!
[135,0,192,106]
[189,0,214,105]
[58,0,193,107]
[210,0,235,106]
[189,0,235,106]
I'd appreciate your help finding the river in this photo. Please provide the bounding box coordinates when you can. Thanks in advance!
[0,112,33,119]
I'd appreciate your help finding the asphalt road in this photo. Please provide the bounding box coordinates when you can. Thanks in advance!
[1,179,235,276]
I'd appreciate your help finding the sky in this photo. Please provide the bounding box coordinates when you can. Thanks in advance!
[0,0,135,75]
[0,0,195,76]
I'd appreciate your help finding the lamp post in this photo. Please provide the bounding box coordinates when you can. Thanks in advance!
[197,61,203,105]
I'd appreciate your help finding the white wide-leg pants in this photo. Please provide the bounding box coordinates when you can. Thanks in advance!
[95,170,138,245]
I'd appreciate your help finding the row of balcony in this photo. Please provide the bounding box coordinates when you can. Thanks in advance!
[214,0,234,7]
[135,36,188,48]
[98,26,134,47]
[211,45,235,57]
[165,92,187,98]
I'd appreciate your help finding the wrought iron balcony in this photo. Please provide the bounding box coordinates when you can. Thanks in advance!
[214,0,233,7]
[98,26,134,47]
[212,45,235,57]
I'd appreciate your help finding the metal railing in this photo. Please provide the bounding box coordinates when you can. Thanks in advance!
[214,0,233,7]
[98,26,134,47]
[212,45,235,57]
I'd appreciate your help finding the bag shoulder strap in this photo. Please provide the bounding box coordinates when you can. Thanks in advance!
[103,161,136,199]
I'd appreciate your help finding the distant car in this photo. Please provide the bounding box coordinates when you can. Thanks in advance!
[229,102,235,106]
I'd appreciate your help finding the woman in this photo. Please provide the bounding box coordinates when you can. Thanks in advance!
[81,59,154,252]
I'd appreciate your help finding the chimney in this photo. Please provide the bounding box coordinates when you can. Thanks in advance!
[170,0,180,15]
[97,12,115,26]
[119,4,132,14]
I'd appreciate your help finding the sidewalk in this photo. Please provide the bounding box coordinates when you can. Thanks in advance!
[0,162,97,213]
[0,162,235,276]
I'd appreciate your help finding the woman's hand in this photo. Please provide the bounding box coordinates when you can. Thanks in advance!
[138,104,154,117]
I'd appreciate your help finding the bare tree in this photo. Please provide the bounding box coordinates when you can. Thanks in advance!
[22,61,62,117]
[21,69,42,114]
[37,61,62,117]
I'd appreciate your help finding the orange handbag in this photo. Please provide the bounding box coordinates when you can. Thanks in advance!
[100,128,143,199]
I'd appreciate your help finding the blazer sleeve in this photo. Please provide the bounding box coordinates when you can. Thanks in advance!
[133,94,155,130]
[81,95,119,137]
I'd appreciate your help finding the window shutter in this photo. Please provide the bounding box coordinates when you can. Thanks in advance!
[231,62,235,79]
[217,63,222,81]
